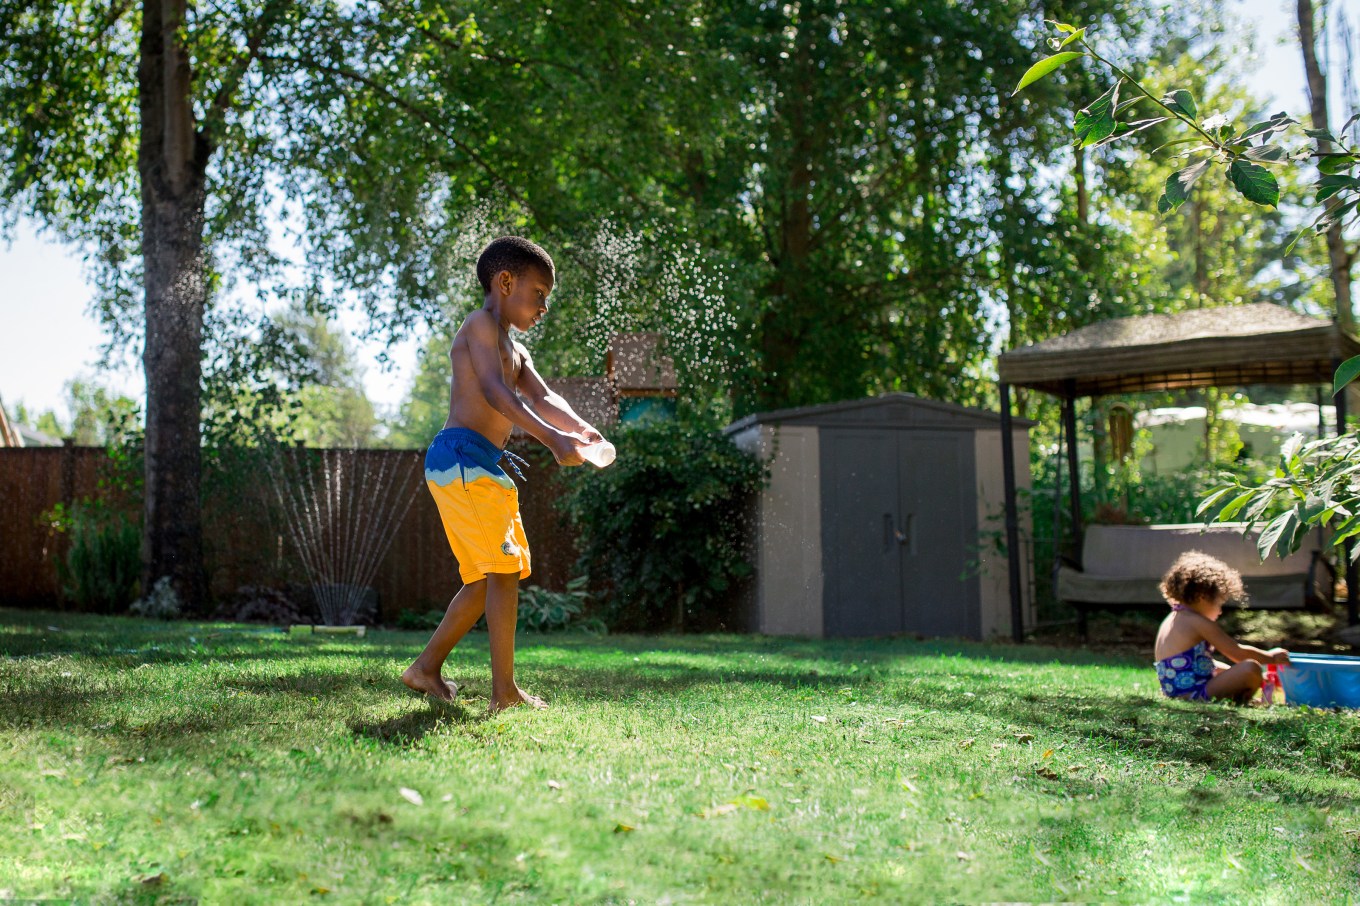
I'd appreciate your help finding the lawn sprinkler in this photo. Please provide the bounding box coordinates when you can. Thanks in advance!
[287,624,367,637]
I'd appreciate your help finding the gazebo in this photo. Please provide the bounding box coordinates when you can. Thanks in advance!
[995,302,1360,642]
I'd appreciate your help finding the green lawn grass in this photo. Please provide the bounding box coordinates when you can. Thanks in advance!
[1,609,1357,904]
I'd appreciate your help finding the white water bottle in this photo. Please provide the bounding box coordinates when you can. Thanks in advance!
[579,440,616,468]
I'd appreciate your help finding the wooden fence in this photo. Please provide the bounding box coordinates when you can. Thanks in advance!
[0,442,578,619]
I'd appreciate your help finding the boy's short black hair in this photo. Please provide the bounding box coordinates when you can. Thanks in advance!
[476,236,555,293]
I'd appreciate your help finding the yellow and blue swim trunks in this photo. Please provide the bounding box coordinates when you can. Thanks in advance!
[425,427,531,584]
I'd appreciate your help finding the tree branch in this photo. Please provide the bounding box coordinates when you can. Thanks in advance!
[409,19,588,80]
[262,52,546,224]
[202,0,291,138]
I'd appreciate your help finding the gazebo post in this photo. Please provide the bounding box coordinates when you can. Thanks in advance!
[1062,380,1083,562]
[999,382,1025,643]
[1334,364,1357,626]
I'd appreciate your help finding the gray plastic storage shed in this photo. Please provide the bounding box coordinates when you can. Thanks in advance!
[726,394,1034,640]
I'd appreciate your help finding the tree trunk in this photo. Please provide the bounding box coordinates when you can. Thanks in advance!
[1299,0,1356,332]
[1191,195,1208,303]
[1074,145,1088,226]
[139,0,211,606]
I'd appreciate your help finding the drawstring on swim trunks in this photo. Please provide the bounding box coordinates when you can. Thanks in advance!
[501,449,530,482]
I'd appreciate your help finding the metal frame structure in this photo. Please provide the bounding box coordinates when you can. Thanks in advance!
[996,303,1360,642]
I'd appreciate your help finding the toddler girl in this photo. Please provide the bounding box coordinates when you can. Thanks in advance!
[1154,550,1290,703]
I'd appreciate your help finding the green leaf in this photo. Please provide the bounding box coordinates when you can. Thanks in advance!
[1243,144,1286,163]
[1217,491,1259,523]
[1228,159,1279,207]
[1057,28,1087,49]
[1196,484,1237,516]
[1239,112,1295,142]
[1074,82,1121,147]
[1316,174,1358,202]
[1258,509,1302,560]
[1334,355,1360,395]
[1013,52,1085,95]
[1311,172,1354,199]
[1317,153,1358,175]
[1162,89,1197,119]
[1093,116,1169,147]
[1314,199,1360,232]
[1243,489,1279,526]
[1281,432,1306,464]
[1332,513,1360,545]
[1159,159,1212,213]
[1304,126,1339,143]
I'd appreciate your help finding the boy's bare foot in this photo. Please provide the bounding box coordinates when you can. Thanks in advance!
[401,664,457,702]
[489,687,548,713]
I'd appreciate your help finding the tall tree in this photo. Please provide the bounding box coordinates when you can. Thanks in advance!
[1298,0,1357,331]
[2,0,298,603]
[1,0,1204,604]
[0,1,620,603]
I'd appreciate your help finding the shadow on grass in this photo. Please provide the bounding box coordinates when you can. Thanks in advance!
[3,609,1357,804]
[349,698,475,745]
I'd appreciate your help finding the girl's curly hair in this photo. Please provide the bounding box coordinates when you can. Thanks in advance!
[1159,550,1245,607]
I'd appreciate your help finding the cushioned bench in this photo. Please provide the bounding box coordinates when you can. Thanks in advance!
[1058,523,1335,637]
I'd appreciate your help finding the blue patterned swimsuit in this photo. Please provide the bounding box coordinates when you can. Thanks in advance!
[1155,641,1215,701]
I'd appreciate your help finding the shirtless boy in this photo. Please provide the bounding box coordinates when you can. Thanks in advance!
[401,236,601,712]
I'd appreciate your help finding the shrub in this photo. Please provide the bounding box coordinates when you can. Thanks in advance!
[519,577,606,633]
[213,585,312,625]
[129,576,182,620]
[395,608,445,631]
[561,418,767,632]
[45,501,141,613]
[393,578,606,634]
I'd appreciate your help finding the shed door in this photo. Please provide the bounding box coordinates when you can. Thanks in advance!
[899,433,977,638]
[821,430,903,636]
[821,429,979,638]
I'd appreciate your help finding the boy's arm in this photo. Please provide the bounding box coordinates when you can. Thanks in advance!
[464,314,583,465]
[1196,617,1290,664]
[516,347,604,442]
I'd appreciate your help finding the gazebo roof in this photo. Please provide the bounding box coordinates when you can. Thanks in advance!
[997,302,1360,397]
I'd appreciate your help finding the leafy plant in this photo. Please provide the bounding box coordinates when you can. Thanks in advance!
[45,501,141,613]
[518,577,605,634]
[390,578,605,634]
[394,608,445,632]
[561,418,768,632]
[213,585,313,626]
[130,576,183,620]
[1199,431,1360,561]
[1011,21,1360,242]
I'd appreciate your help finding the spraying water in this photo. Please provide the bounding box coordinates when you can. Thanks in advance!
[264,446,419,626]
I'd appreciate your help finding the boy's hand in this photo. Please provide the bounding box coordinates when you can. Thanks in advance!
[548,432,585,467]
[1267,648,1292,666]
[578,426,606,445]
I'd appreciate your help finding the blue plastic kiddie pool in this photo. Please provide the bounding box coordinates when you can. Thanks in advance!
[1277,654,1360,709]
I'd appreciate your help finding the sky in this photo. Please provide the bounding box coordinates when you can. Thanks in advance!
[0,0,1338,426]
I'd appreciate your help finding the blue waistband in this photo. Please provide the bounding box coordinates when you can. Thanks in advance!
[434,426,503,457]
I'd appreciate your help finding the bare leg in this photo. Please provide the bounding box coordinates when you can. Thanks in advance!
[401,579,489,701]
[1205,660,1264,704]
[484,571,546,712]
